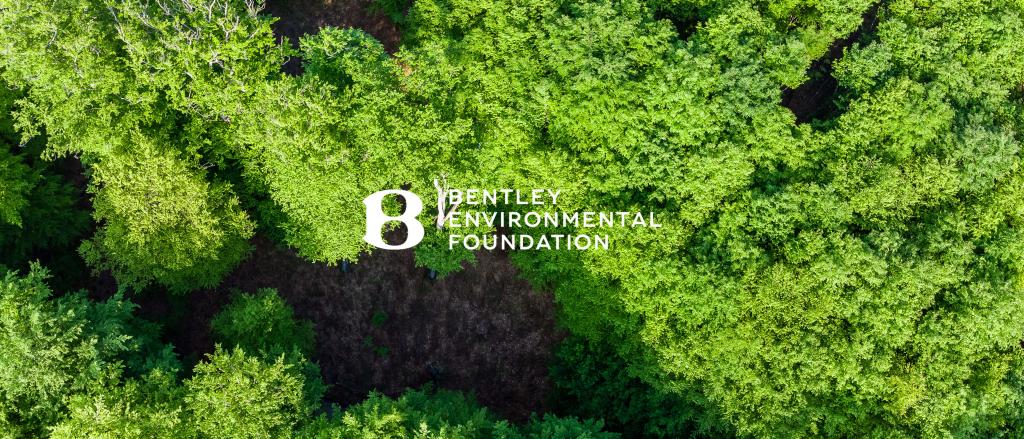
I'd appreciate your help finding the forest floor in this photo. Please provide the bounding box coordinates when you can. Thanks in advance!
[149,236,564,421]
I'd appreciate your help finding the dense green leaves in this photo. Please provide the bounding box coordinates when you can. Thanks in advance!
[50,369,191,439]
[390,0,1024,436]
[0,148,33,227]
[2,0,1024,436]
[551,338,730,437]
[0,0,275,292]
[302,386,616,439]
[211,288,316,358]
[232,26,475,263]
[0,266,135,436]
[185,347,319,439]
[492,0,1024,436]
[79,136,253,293]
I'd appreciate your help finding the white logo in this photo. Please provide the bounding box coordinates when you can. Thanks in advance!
[362,190,425,250]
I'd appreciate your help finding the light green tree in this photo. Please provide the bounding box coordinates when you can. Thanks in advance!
[50,369,193,439]
[184,346,322,439]
[79,135,254,293]
[0,265,136,437]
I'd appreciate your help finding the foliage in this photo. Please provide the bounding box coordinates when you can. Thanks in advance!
[211,288,316,358]
[231,26,473,264]
[0,148,33,227]
[494,0,1024,436]
[327,387,495,438]
[513,414,616,439]
[387,0,1024,435]
[413,228,478,278]
[0,0,276,292]
[50,369,192,439]
[210,288,325,401]
[0,265,136,437]
[0,86,90,288]
[2,267,613,439]
[78,136,254,293]
[0,167,89,270]
[550,338,729,438]
[184,346,321,439]
[301,386,616,438]
[2,0,1024,436]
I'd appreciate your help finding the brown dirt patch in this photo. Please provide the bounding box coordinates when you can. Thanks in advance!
[264,0,401,52]
[153,236,564,421]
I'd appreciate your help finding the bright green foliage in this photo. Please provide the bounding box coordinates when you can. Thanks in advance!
[0,0,275,292]
[0,265,136,437]
[487,1,1024,437]
[211,289,316,358]
[388,0,1024,436]
[232,26,473,264]
[302,386,616,439]
[107,0,284,123]
[0,0,145,158]
[210,288,325,402]
[0,0,282,158]
[185,346,321,439]
[2,0,1024,436]
[324,388,496,438]
[413,228,478,278]
[79,136,254,293]
[50,369,193,439]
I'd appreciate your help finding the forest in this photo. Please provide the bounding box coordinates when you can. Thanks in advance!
[1,0,1024,437]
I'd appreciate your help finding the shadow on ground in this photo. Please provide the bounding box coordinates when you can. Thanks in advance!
[153,236,563,421]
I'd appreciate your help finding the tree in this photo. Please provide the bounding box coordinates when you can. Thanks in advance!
[0,0,278,292]
[3,0,1023,435]
[185,346,322,439]
[78,135,254,293]
[324,387,496,438]
[210,288,325,401]
[516,1,1024,436]
[514,414,617,439]
[0,265,136,436]
[211,289,316,358]
[0,147,33,228]
[231,26,475,264]
[394,0,1024,436]
[300,386,616,439]
[50,369,193,439]
[550,338,730,438]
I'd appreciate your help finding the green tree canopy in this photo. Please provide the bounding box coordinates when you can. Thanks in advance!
[184,346,322,439]
[78,135,254,293]
[0,147,33,228]
[0,266,136,436]
[301,386,616,439]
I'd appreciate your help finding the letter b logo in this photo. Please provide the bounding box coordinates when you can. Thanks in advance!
[363,190,424,250]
